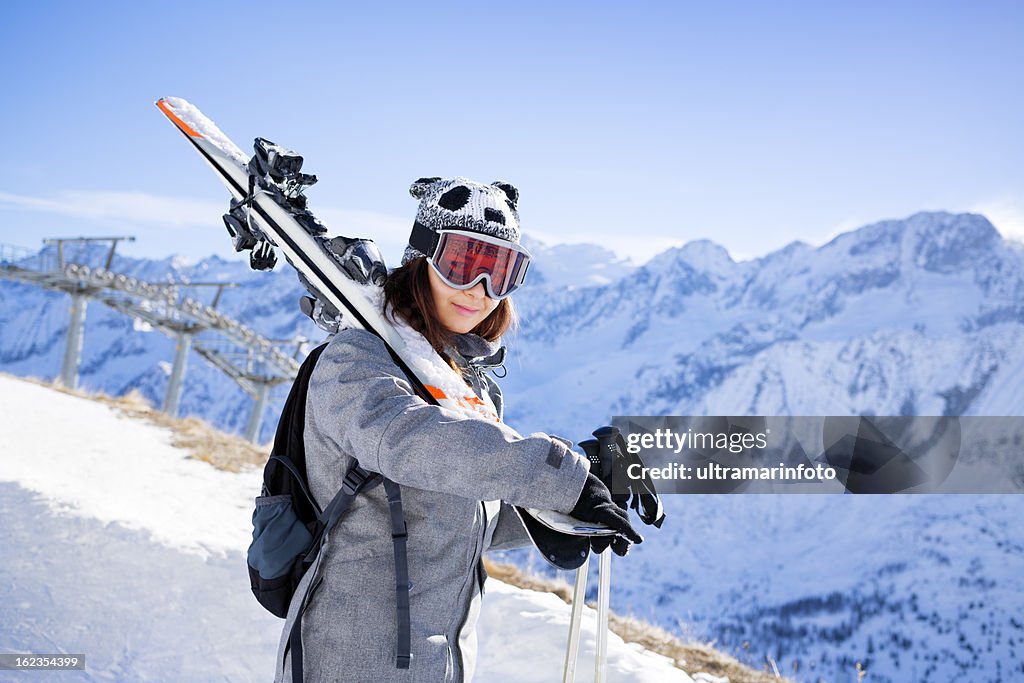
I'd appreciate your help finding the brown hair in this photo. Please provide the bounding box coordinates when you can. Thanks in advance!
[383,257,516,360]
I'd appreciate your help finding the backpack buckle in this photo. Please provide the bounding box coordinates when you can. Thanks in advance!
[346,466,370,493]
[342,468,371,494]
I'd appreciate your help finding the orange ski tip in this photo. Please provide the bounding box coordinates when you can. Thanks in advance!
[155,98,203,139]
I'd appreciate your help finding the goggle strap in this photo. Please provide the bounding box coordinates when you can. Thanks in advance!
[409,220,441,258]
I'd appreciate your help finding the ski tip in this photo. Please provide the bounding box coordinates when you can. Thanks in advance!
[155,98,203,139]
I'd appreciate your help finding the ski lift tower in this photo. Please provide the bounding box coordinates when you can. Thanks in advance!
[2,238,301,444]
[160,281,239,416]
[42,236,135,390]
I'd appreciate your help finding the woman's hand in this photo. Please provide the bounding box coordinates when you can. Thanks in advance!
[570,473,643,555]
[576,438,632,555]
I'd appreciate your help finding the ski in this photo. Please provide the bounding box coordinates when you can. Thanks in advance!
[525,508,617,536]
[155,97,434,400]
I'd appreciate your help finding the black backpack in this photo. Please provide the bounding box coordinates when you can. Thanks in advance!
[246,343,412,680]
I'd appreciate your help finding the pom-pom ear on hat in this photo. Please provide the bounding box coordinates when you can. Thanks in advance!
[491,181,519,209]
[409,177,443,199]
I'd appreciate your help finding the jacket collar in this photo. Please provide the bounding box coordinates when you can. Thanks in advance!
[449,333,506,369]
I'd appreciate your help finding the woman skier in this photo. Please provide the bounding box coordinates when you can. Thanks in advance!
[275,176,641,682]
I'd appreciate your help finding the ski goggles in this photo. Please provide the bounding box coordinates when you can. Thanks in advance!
[409,221,531,300]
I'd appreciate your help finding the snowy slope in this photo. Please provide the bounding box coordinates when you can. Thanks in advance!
[0,375,691,682]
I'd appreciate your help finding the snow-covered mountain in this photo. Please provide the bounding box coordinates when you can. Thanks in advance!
[518,234,636,289]
[9,212,1018,443]
[502,211,1024,435]
[2,210,1023,682]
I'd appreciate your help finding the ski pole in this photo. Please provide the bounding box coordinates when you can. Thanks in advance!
[562,554,590,683]
[591,426,621,683]
[564,426,623,683]
[595,550,611,683]
[563,552,611,683]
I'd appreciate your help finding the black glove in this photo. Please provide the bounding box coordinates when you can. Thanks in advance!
[592,532,631,557]
[591,465,631,556]
[570,473,643,554]
[578,439,631,556]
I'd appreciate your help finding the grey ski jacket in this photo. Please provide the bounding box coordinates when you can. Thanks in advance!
[274,328,590,682]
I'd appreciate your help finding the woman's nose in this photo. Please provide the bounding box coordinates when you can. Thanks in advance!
[467,281,487,298]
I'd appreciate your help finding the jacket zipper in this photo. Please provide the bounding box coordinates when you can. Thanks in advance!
[451,358,491,681]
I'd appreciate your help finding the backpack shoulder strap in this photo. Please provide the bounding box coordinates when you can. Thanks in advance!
[383,478,412,669]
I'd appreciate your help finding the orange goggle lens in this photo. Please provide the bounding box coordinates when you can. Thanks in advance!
[431,231,530,299]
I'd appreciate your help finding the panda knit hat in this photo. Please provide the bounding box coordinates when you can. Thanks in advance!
[402,176,522,265]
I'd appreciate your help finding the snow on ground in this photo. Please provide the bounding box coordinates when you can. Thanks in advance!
[0,376,691,682]
[0,376,262,558]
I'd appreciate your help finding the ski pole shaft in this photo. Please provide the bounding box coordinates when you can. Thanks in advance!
[590,426,619,683]
[562,555,590,683]
[595,550,611,683]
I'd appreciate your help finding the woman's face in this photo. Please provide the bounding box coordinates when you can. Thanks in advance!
[427,265,499,334]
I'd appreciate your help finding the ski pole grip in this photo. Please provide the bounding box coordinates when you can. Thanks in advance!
[591,426,621,482]
[577,439,602,476]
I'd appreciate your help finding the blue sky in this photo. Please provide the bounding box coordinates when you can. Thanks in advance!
[1,1,1021,266]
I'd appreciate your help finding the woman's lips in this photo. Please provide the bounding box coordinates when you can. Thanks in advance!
[453,303,479,317]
